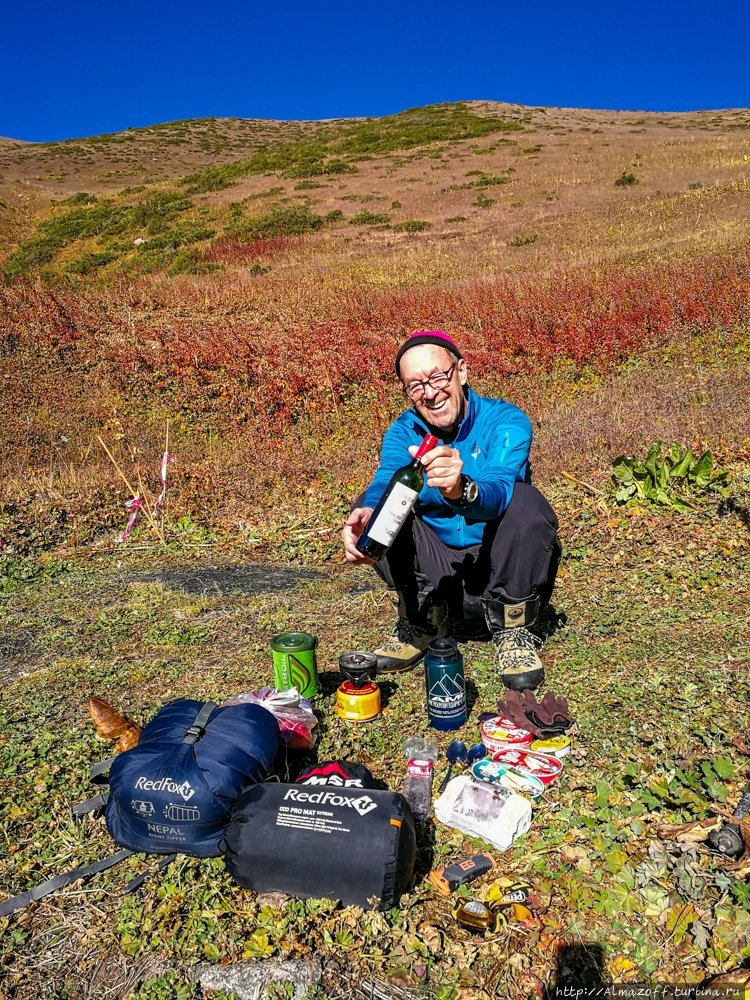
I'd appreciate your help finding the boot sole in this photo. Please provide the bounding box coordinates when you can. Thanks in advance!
[502,667,545,691]
[376,651,427,674]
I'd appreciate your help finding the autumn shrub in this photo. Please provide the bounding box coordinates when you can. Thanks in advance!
[204,235,301,264]
[228,205,323,240]
[349,211,390,226]
[615,171,638,187]
[2,245,750,552]
[393,220,432,233]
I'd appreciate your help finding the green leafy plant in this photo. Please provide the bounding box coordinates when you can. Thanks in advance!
[611,442,728,511]
[393,219,431,232]
[615,171,638,187]
[131,971,194,1000]
[349,210,390,226]
[229,204,323,240]
[62,192,98,205]
[508,230,537,246]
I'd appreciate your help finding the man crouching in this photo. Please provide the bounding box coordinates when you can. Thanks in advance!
[342,330,561,691]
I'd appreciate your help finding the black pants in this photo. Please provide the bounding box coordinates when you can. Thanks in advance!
[372,482,561,632]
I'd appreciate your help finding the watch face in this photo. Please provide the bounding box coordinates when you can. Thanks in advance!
[465,479,479,503]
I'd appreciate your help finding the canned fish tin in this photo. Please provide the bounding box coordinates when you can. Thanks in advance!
[529,735,571,758]
[480,715,533,753]
[271,632,318,698]
[490,747,563,786]
[470,759,545,799]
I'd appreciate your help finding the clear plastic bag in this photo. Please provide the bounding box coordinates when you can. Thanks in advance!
[433,775,532,850]
[222,688,318,750]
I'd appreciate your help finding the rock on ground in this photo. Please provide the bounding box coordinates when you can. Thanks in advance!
[193,957,322,999]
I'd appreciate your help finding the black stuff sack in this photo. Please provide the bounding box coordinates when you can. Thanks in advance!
[224,779,416,909]
[295,759,386,790]
[106,699,280,857]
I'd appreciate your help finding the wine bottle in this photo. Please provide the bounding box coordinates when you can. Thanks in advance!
[356,433,438,560]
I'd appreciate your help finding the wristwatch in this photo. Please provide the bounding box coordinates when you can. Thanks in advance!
[453,475,479,507]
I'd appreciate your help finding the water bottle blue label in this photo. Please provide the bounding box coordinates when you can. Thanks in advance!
[427,669,466,722]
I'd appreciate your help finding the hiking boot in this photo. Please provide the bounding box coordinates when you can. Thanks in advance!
[374,590,449,674]
[491,627,545,690]
[482,597,545,691]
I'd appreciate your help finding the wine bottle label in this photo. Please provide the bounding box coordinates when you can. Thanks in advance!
[367,483,419,546]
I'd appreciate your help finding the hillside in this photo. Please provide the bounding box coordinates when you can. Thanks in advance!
[2,101,750,275]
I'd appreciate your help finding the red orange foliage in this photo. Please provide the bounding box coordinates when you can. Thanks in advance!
[203,236,301,264]
[4,247,748,430]
[1,245,749,547]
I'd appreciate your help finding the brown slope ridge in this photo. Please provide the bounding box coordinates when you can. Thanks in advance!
[2,100,750,276]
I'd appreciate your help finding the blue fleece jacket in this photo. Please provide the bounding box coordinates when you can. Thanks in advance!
[361,387,532,548]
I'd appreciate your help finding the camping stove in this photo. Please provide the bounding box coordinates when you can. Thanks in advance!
[335,652,380,723]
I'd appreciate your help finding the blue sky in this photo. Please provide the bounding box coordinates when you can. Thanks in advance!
[4,0,749,141]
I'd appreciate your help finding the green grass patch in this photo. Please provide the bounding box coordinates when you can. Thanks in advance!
[349,210,390,226]
[468,172,512,188]
[615,171,639,187]
[1,478,749,992]
[4,191,194,278]
[178,103,522,196]
[508,229,538,246]
[393,219,432,232]
[228,204,324,240]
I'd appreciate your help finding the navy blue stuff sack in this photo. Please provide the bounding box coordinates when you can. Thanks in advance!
[105,699,280,858]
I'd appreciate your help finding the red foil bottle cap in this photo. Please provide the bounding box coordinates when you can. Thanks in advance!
[414,434,438,459]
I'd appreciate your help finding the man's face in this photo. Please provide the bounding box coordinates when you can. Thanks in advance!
[399,344,468,434]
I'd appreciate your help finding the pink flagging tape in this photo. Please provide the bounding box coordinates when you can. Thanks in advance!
[117,496,143,543]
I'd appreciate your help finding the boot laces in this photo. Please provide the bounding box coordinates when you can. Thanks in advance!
[492,626,542,668]
[379,617,428,653]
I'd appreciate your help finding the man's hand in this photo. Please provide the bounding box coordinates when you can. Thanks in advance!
[409,444,463,500]
[342,506,375,564]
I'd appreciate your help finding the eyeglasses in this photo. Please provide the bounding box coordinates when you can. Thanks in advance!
[403,362,457,401]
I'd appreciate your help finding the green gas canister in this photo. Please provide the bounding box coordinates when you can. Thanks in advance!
[271,632,318,698]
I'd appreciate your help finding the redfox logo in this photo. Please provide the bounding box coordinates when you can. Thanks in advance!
[284,789,377,816]
[135,777,195,802]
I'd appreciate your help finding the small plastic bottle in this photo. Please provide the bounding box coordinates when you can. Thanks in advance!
[402,737,439,821]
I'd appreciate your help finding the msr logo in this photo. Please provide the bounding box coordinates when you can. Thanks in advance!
[302,775,364,788]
